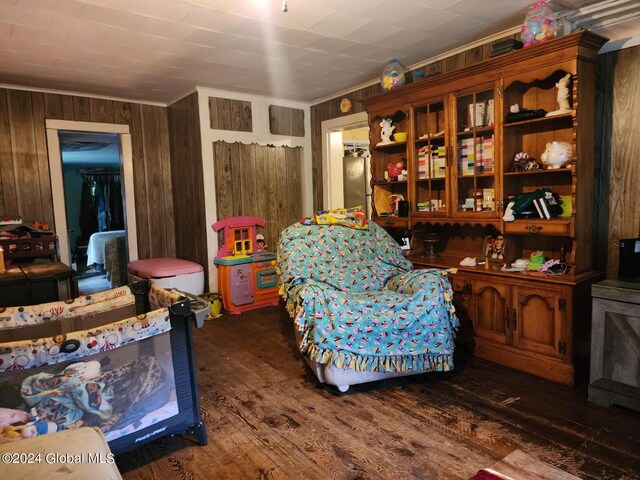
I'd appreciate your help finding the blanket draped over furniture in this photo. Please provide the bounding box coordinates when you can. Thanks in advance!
[278,221,459,391]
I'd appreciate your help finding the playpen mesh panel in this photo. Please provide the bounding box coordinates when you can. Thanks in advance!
[0,331,178,445]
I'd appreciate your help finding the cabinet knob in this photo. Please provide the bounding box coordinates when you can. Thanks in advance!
[525,224,542,234]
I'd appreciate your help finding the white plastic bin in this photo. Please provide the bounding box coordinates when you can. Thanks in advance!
[128,258,204,295]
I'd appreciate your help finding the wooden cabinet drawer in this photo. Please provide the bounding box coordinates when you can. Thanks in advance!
[450,276,470,293]
[374,217,409,228]
[504,219,571,236]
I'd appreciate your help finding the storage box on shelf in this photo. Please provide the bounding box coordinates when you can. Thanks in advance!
[362,30,607,385]
[0,233,57,261]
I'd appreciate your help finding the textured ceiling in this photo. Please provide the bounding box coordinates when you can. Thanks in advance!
[0,0,637,104]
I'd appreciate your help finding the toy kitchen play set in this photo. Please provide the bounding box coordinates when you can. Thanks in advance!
[212,216,279,314]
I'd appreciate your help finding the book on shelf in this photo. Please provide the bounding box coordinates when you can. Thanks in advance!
[533,198,545,219]
[540,197,552,219]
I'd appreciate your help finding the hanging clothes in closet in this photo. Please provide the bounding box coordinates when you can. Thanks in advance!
[77,170,124,241]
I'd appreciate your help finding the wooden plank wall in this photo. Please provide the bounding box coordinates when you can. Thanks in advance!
[209,97,252,132]
[0,87,175,260]
[269,105,305,137]
[212,142,302,249]
[593,52,615,273]
[167,92,208,278]
[309,34,519,213]
[604,45,640,278]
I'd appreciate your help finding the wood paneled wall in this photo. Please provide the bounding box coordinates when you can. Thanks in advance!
[209,97,252,132]
[167,92,208,278]
[0,88,175,260]
[309,34,519,213]
[269,105,305,137]
[602,45,640,277]
[212,141,302,249]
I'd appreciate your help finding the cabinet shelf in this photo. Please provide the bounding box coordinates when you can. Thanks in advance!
[409,253,599,286]
[372,180,408,186]
[371,141,406,152]
[416,177,445,183]
[415,136,445,145]
[503,111,574,128]
[458,172,495,179]
[456,126,494,137]
[504,167,573,176]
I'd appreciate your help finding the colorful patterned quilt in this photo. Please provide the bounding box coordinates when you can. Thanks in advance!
[278,222,459,374]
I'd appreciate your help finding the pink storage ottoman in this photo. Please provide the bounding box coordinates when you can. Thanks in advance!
[128,257,204,295]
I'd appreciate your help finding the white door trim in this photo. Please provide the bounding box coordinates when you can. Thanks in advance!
[45,119,138,266]
[321,111,369,211]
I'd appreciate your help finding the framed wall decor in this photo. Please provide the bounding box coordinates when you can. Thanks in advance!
[482,234,506,263]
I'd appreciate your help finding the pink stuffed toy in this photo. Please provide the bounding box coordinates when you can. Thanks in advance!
[387,161,404,180]
[0,407,29,426]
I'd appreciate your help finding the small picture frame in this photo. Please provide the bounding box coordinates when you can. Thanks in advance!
[482,234,506,263]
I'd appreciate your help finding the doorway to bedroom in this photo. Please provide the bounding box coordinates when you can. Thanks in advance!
[46,120,139,296]
[59,131,124,294]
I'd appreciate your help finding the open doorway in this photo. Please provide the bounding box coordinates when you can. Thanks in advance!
[321,112,371,215]
[59,132,124,294]
[46,120,138,296]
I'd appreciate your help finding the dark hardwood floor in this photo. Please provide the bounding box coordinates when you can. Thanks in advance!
[115,304,640,479]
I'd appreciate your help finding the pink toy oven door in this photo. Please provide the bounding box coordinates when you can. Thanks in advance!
[230,264,253,306]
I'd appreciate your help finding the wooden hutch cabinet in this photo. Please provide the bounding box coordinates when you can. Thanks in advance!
[362,31,607,385]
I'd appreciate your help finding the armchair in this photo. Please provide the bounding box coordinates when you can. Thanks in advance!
[278,221,459,392]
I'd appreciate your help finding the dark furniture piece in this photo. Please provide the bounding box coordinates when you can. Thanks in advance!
[589,279,640,412]
[0,265,30,307]
[0,262,77,307]
[362,31,607,385]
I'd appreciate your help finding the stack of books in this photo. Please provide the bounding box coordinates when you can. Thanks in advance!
[418,145,446,179]
[532,195,562,219]
[458,136,494,175]
[417,201,430,212]
[458,138,475,175]
[476,136,494,174]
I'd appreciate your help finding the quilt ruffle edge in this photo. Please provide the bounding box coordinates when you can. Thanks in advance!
[302,337,454,373]
[289,302,455,374]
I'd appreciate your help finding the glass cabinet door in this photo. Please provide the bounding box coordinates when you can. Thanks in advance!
[453,86,499,217]
[412,99,448,218]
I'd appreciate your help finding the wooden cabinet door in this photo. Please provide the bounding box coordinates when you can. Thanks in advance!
[470,279,509,345]
[451,82,500,220]
[511,284,566,359]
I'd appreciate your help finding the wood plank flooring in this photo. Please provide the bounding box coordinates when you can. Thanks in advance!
[115,304,640,480]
